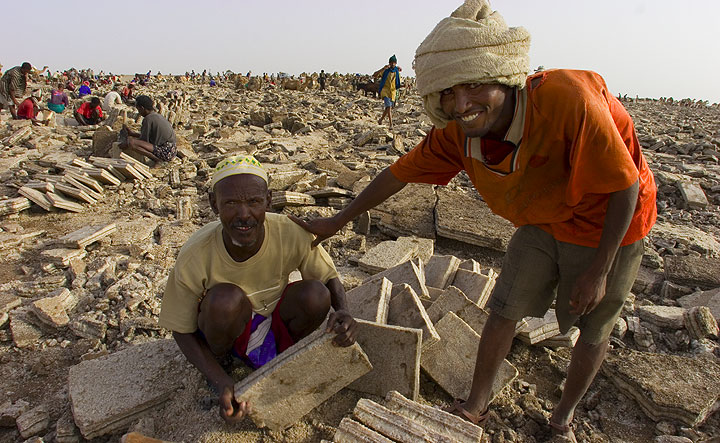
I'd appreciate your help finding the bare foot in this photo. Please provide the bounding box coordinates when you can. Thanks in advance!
[549,419,577,443]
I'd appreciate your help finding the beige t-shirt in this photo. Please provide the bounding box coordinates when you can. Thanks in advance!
[159,213,338,333]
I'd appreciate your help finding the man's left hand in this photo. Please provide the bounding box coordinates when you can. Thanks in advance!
[568,265,608,316]
[325,310,357,347]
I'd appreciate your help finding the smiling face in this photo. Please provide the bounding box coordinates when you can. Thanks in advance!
[439,83,514,139]
[210,174,271,261]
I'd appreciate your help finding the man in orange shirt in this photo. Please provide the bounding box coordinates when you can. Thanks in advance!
[294,0,656,441]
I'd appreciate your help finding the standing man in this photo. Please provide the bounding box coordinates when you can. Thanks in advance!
[159,155,357,422]
[373,55,401,129]
[119,95,177,162]
[0,62,32,119]
[294,1,656,441]
[318,70,327,91]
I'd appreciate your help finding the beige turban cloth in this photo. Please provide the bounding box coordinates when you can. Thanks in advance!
[414,0,531,128]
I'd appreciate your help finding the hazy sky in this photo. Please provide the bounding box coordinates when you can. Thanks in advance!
[4,0,719,102]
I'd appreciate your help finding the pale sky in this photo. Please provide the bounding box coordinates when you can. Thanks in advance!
[4,0,719,102]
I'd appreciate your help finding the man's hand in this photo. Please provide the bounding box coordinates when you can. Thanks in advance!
[218,384,250,423]
[326,310,357,346]
[289,215,344,248]
[568,264,608,316]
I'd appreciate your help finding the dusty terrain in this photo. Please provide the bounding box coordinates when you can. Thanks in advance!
[0,75,719,442]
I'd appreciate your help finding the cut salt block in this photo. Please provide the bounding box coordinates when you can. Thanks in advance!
[334,417,393,443]
[385,390,483,442]
[636,305,686,329]
[396,236,434,265]
[358,239,416,273]
[365,259,429,300]
[603,348,720,426]
[451,269,494,308]
[426,286,473,325]
[353,398,457,443]
[458,258,482,273]
[68,340,186,439]
[424,254,461,291]
[235,329,372,431]
[388,284,440,347]
[421,312,517,403]
[516,309,560,344]
[537,327,580,348]
[346,277,392,323]
[348,319,422,400]
[454,302,527,336]
[58,223,117,249]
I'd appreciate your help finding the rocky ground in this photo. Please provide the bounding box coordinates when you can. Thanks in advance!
[0,77,719,443]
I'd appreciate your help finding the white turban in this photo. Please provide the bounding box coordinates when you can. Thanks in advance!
[414,0,531,127]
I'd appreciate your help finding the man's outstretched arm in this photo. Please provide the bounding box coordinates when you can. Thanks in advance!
[291,167,407,246]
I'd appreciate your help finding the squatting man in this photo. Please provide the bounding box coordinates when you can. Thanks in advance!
[159,155,357,422]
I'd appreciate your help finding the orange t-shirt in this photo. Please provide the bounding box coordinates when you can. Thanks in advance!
[390,69,657,248]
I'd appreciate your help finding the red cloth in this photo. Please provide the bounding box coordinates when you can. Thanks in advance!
[390,69,657,248]
[232,282,296,359]
[16,98,36,119]
[77,102,103,119]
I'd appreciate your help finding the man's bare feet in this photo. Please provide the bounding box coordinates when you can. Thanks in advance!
[443,399,489,426]
[549,419,577,443]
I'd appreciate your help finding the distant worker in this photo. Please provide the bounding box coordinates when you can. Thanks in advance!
[373,55,402,129]
[319,70,327,91]
[78,81,91,97]
[0,62,32,119]
[47,85,69,113]
[121,83,135,104]
[119,95,177,162]
[17,90,51,125]
[74,97,103,125]
[103,88,123,111]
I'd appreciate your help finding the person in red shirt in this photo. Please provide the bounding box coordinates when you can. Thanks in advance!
[294,1,656,441]
[17,90,50,125]
[121,83,135,104]
[74,97,103,125]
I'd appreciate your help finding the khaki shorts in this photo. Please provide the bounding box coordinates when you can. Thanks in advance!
[487,225,644,345]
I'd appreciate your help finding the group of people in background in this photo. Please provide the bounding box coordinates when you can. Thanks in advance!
[0,62,176,163]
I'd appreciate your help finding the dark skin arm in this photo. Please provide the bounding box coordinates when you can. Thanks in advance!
[172,331,249,423]
[122,124,141,138]
[290,167,407,247]
[569,179,639,315]
[325,277,357,346]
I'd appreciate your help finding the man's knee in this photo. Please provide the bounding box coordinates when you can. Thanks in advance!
[290,280,331,317]
[199,283,251,329]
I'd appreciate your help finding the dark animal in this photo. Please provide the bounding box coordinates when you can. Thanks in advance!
[354,81,380,97]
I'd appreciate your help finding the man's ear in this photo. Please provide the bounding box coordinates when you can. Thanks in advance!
[265,189,272,210]
[209,191,219,215]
